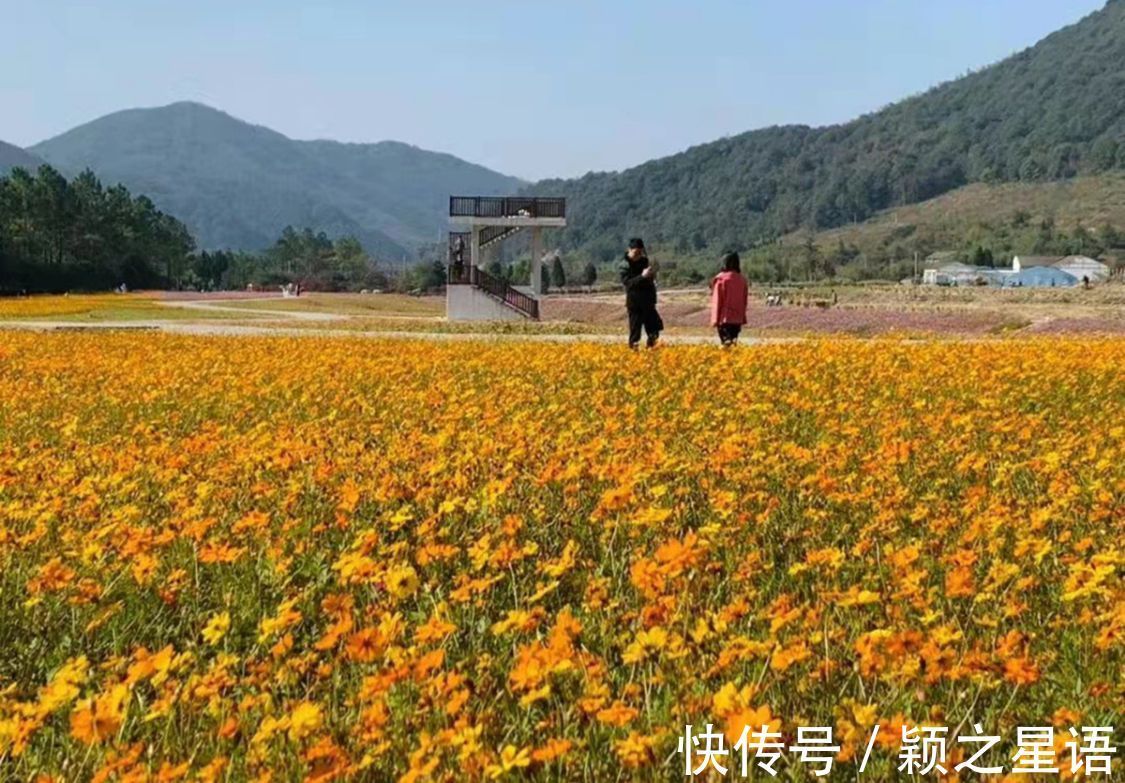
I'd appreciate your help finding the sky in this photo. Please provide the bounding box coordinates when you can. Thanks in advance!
[0,0,1107,181]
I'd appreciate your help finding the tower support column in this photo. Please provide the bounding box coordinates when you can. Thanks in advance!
[530,227,544,295]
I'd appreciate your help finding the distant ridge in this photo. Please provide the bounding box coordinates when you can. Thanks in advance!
[30,102,524,261]
[0,141,44,175]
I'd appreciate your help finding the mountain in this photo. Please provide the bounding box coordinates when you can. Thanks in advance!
[30,102,524,261]
[0,141,44,175]
[533,0,1125,262]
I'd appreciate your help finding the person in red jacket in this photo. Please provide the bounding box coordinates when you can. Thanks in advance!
[710,252,749,346]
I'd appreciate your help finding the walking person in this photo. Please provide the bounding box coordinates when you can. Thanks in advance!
[710,252,748,347]
[619,238,663,348]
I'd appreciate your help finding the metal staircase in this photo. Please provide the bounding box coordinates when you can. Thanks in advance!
[447,264,539,320]
[446,196,565,322]
[479,225,522,248]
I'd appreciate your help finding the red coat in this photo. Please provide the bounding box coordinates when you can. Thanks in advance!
[710,271,748,326]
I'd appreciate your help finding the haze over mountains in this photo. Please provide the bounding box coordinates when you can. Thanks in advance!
[26,102,523,261]
[4,0,1124,268]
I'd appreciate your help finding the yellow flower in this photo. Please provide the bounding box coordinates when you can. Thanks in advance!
[287,701,323,742]
[518,684,551,708]
[202,611,231,645]
[384,564,419,600]
[487,745,531,778]
[258,598,302,643]
[37,656,89,715]
[491,609,535,636]
[622,626,669,664]
[0,327,1122,778]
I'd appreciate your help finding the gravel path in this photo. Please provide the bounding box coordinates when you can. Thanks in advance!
[0,297,762,344]
[0,319,801,345]
[159,299,350,321]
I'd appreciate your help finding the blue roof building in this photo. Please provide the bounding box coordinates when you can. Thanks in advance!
[1003,267,1079,288]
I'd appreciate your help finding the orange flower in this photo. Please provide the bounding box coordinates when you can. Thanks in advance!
[614,732,656,769]
[70,685,128,745]
[531,738,573,763]
[345,628,384,663]
[726,705,781,745]
[1003,656,1041,686]
[595,701,638,727]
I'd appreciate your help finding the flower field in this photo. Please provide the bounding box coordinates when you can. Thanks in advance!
[0,332,1121,781]
[0,294,157,320]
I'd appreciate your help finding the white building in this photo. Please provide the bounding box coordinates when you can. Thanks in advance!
[922,253,1111,287]
[922,261,997,286]
[1010,254,1110,285]
[1012,255,1064,272]
[1053,255,1110,283]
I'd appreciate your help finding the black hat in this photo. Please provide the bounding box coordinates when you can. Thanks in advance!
[628,238,646,250]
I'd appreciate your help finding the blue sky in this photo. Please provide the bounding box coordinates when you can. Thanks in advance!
[1,1,1106,180]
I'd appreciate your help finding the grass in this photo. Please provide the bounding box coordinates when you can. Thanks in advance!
[50,306,249,322]
[0,294,241,322]
[219,293,444,317]
[0,294,162,320]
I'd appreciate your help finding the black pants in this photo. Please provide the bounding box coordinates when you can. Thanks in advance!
[628,308,663,347]
[717,324,742,346]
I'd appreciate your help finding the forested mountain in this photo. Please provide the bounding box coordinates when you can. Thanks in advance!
[30,102,524,262]
[533,0,1125,262]
[0,141,43,176]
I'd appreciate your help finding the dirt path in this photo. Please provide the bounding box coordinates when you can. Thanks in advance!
[159,297,444,323]
[0,319,803,346]
[159,298,350,322]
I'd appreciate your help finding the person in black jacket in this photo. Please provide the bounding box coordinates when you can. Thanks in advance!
[619,238,663,348]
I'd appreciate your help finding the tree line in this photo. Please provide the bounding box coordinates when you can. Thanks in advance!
[478,253,599,292]
[208,227,388,292]
[0,165,194,293]
[0,166,395,294]
[7,165,1120,296]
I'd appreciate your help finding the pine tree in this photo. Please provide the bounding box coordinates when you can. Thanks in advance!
[582,262,597,287]
[551,255,567,290]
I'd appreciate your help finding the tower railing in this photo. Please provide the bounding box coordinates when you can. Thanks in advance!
[449,196,566,219]
[447,265,539,320]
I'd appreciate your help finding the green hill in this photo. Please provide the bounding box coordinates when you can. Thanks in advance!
[799,173,1125,255]
[615,175,1125,285]
[534,1,1125,263]
[30,102,524,262]
[0,141,43,176]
